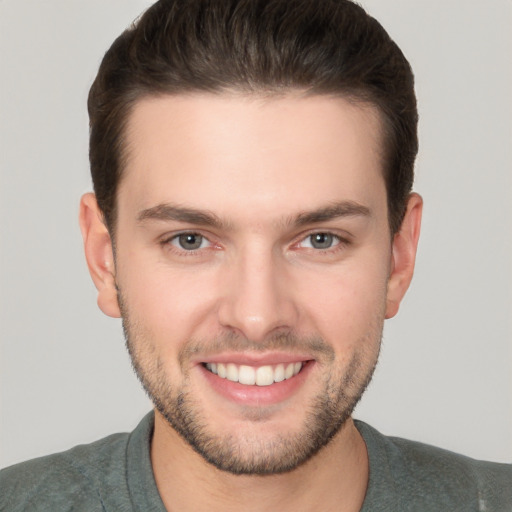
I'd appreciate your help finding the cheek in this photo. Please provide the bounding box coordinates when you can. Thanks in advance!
[117,257,221,345]
[298,261,389,346]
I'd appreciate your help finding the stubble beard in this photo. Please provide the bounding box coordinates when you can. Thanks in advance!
[119,295,382,476]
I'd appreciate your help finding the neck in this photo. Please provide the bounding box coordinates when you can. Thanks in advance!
[151,411,369,512]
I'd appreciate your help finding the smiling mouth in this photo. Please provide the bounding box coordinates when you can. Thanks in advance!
[204,362,307,386]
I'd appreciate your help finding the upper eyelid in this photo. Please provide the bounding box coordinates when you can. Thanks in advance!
[296,233,344,249]
[161,232,217,255]
[293,228,352,244]
[158,229,351,249]
[160,229,214,242]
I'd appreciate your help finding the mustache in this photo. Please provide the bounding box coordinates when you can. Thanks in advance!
[178,331,335,366]
[117,287,335,365]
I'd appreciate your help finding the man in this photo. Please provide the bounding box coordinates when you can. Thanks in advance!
[1,0,510,510]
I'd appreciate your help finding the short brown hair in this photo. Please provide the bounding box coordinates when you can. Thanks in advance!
[88,0,418,234]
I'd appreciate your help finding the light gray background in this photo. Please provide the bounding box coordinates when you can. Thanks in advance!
[1,0,511,469]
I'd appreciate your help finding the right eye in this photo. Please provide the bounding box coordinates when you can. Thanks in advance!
[169,233,211,251]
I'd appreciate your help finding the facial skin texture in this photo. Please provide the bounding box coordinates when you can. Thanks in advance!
[80,93,422,510]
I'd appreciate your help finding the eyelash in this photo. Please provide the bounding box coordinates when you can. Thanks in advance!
[160,230,351,256]
[160,232,218,254]
[298,232,342,249]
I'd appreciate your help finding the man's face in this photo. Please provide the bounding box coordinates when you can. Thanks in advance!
[107,93,400,474]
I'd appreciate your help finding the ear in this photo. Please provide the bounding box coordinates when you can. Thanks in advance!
[79,193,121,318]
[385,193,423,319]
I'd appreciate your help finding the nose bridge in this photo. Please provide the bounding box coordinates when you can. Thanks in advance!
[218,240,296,341]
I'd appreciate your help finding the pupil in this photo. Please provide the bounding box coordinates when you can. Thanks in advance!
[312,233,333,249]
[179,233,202,250]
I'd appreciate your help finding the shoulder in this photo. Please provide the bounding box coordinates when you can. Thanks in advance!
[0,432,130,512]
[387,433,512,506]
[356,420,512,511]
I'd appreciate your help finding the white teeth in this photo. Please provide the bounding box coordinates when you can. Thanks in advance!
[206,362,218,374]
[255,365,274,386]
[217,363,227,378]
[226,363,238,382]
[239,365,256,385]
[205,361,304,386]
[274,364,285,383]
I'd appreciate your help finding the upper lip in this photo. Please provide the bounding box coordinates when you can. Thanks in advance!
[194,352,314,367]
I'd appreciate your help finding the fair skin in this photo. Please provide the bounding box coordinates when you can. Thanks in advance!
[80,93,422,512]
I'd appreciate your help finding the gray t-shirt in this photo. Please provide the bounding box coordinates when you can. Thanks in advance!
[1,412,510,511]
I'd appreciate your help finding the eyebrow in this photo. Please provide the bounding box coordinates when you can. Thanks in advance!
[137,204,229,230]
[137,200,371,230]
[292,201,372,227]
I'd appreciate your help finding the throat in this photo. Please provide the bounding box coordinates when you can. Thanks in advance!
[151,410,369,512]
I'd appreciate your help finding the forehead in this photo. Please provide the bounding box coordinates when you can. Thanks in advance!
[119,93,386,223]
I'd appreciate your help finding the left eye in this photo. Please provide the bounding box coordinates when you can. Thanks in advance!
[301,233,339,250]
[171,233,210,251]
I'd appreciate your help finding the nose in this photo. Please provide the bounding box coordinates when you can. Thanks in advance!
[217,246,299,342]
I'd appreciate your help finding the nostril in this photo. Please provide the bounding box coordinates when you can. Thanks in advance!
[216,263,300,342]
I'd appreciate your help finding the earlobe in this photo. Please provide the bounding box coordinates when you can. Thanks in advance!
[385,193,423,319]
[79,193,121,318]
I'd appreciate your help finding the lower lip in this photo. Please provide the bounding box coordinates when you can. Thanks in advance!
[199,361,314,406]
